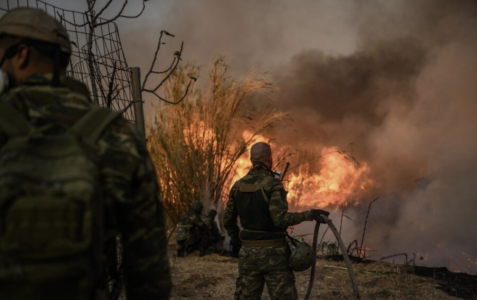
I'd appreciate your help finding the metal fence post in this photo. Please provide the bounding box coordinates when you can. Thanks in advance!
[130,67,146,140]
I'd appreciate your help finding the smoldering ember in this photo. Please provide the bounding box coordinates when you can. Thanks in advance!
[1,0,476,300]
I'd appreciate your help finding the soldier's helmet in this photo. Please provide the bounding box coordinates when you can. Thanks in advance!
[289,241,314,272]
[208,209,217,218]
[191,201,203,214]
[0,7,71,54]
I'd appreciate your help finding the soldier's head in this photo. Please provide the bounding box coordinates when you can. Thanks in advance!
[191,201,203,214]
[250,142,272,169]
[208,209,217,218]
[0,8,71,92]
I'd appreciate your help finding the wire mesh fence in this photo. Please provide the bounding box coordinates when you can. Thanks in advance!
[0,0,135,122]
[1,1,134,298]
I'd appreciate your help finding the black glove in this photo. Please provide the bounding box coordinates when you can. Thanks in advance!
[230,240,241,258]
[311,209,330,224]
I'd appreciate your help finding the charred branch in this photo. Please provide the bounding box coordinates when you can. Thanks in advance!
[142,32,195,105]
[359,197,379,258]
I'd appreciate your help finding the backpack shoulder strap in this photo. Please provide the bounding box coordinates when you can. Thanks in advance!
[238,176,275,204]
[0,100,33,137]
[259,177,274,204]
[260,177,274,186]
[71,106,122,143]
[238,176,274,192]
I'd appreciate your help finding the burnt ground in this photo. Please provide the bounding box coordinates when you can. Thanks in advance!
[412,266,477,299]
[169,247,477,300]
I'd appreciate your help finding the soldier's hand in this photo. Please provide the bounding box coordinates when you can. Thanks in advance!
[310,209,330,224]
[230,239,241,258]
[231,243,241,258]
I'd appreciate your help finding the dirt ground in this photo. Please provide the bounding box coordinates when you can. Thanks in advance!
[169,248,476,300]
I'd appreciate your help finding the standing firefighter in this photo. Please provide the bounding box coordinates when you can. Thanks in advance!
[223,142,328,300]
[176,201,208,257]
[0,8,171,300]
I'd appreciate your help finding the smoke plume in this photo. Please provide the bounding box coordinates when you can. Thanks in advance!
[117,0,477,273]
[265,0,477,273]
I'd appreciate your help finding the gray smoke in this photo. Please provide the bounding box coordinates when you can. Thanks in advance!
[266,1,477,273]
[115,0,477,273]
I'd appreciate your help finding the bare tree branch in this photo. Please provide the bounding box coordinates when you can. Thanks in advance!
[142,33,193,105]
[93,0,115,23]
[94,1,146,27]
[142,30,169,90]
[64,0,182,111]
[58,0,145,28]
[121,100,143,113]
[94,0,129,27]
[145,51,180,93]
[117,1,146,19]
[85,0,97,14]
[57,11,88,28]
[144,79,194,105]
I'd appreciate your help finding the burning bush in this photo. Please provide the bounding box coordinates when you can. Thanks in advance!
[147,57,284,223]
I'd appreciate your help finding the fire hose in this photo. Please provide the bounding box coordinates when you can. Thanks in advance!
[280,164,359,299]
[304,215,360,300]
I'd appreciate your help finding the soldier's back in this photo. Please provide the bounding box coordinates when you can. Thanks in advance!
[0,75,171,299]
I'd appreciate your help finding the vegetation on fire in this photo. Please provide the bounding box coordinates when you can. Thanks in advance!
[145,56,477,300]
[147,57,285,224]
[146,55,378,234]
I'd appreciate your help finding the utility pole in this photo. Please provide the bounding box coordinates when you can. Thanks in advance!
[130,67,146,140]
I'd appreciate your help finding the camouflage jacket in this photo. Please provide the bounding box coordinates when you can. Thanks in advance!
[176,211,206,241]
[0,74,171,300]
[202,215,221,238]
[223,168,313,243]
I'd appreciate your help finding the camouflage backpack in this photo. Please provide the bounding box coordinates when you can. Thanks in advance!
[0,101,120,299]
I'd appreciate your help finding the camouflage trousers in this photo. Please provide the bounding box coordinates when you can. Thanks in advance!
[234,245,298,300]
[176,229,209,255]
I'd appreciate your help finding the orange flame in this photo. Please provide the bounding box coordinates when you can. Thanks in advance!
[229,131,376,208]
[286,146,376,208]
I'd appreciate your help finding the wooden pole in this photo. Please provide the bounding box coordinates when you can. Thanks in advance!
[130,67,146,140]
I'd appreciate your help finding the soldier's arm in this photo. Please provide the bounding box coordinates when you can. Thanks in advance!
[101,123,171,300]
[268,181,313,229]
[223,184,240,243]
[192,214,207,229]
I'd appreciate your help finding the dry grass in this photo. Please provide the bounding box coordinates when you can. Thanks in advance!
[169,247,461,300]
[147,57,282,223]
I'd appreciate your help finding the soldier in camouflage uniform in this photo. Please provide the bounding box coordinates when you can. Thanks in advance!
[0,8,170,300]
[223,142,327,300]
[176,201,209,257]
[201,209,225,254]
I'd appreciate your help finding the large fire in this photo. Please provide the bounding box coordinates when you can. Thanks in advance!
[286,147,376,208]
[230,131,376,209]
